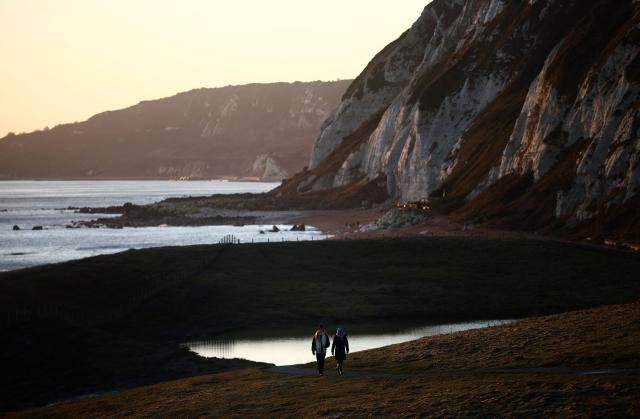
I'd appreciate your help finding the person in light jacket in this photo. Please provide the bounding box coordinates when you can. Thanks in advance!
[331,327,349,375]
[311,324,331,376]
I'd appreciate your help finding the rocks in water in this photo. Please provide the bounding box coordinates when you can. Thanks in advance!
[269,225,280,233]
[290,224,306,231]
[376,208,432,230]
[32,226,43,230]
[12,225,20,231]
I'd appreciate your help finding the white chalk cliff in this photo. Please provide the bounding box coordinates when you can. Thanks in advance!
[296,0,640,237]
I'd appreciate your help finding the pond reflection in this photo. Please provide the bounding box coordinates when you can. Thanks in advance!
[183,320,514,366]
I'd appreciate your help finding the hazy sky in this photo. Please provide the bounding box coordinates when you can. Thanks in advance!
[0,0,429,137]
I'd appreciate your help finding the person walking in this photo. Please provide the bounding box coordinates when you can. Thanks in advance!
[331,327,349,375]
[311,324,331,376]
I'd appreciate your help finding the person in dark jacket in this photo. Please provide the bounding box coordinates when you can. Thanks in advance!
[311,324,331,376]
[331,327,349,375]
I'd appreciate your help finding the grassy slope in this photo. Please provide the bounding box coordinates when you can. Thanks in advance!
[347,302,640,372]
[14,302,640,418]
[2,237,640,411]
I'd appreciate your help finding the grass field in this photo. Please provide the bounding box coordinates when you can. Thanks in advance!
[346,302,640,372]
[2,237,639,411]
[12,302,640,418]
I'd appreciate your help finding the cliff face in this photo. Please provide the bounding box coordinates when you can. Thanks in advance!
[293,0,640,239]
[0,80,350,180]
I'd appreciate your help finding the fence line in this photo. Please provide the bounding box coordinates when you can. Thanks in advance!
[219,234,240,245]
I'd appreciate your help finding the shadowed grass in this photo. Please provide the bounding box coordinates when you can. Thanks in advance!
[1,237,639,411]
[346,302,640,373]
[12,302,640,418]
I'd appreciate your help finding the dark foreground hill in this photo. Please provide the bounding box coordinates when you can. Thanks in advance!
[0,80,350,181]
[13,302,640,418]
[1,237,639,411]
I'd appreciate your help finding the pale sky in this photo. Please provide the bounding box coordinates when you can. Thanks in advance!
[0,0,429,138]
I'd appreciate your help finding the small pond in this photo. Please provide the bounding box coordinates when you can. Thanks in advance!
[182,320,514,366]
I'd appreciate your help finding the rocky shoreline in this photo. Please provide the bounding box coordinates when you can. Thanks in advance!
[75,200,297,228]
[80,215,258,228]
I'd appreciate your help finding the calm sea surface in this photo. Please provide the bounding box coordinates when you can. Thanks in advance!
[0,180,321,272]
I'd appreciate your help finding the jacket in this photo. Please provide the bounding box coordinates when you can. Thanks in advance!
[331,335,349,361]
[311,332,330,355]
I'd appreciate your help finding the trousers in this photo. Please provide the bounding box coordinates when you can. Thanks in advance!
[316,353,326,374]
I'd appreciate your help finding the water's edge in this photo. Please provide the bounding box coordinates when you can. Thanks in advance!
[1,180,321,272]
[183,320,515,366]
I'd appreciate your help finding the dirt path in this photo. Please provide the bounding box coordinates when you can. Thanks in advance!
[286,208,640,255]
[287,208,548,242]
[265,365,640,378]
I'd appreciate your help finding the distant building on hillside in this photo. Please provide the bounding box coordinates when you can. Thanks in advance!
[396,198,430,211]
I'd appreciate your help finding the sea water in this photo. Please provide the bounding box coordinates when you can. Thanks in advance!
[0,180,320,272]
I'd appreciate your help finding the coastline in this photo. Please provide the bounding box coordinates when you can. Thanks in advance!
[76,199,640,253]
